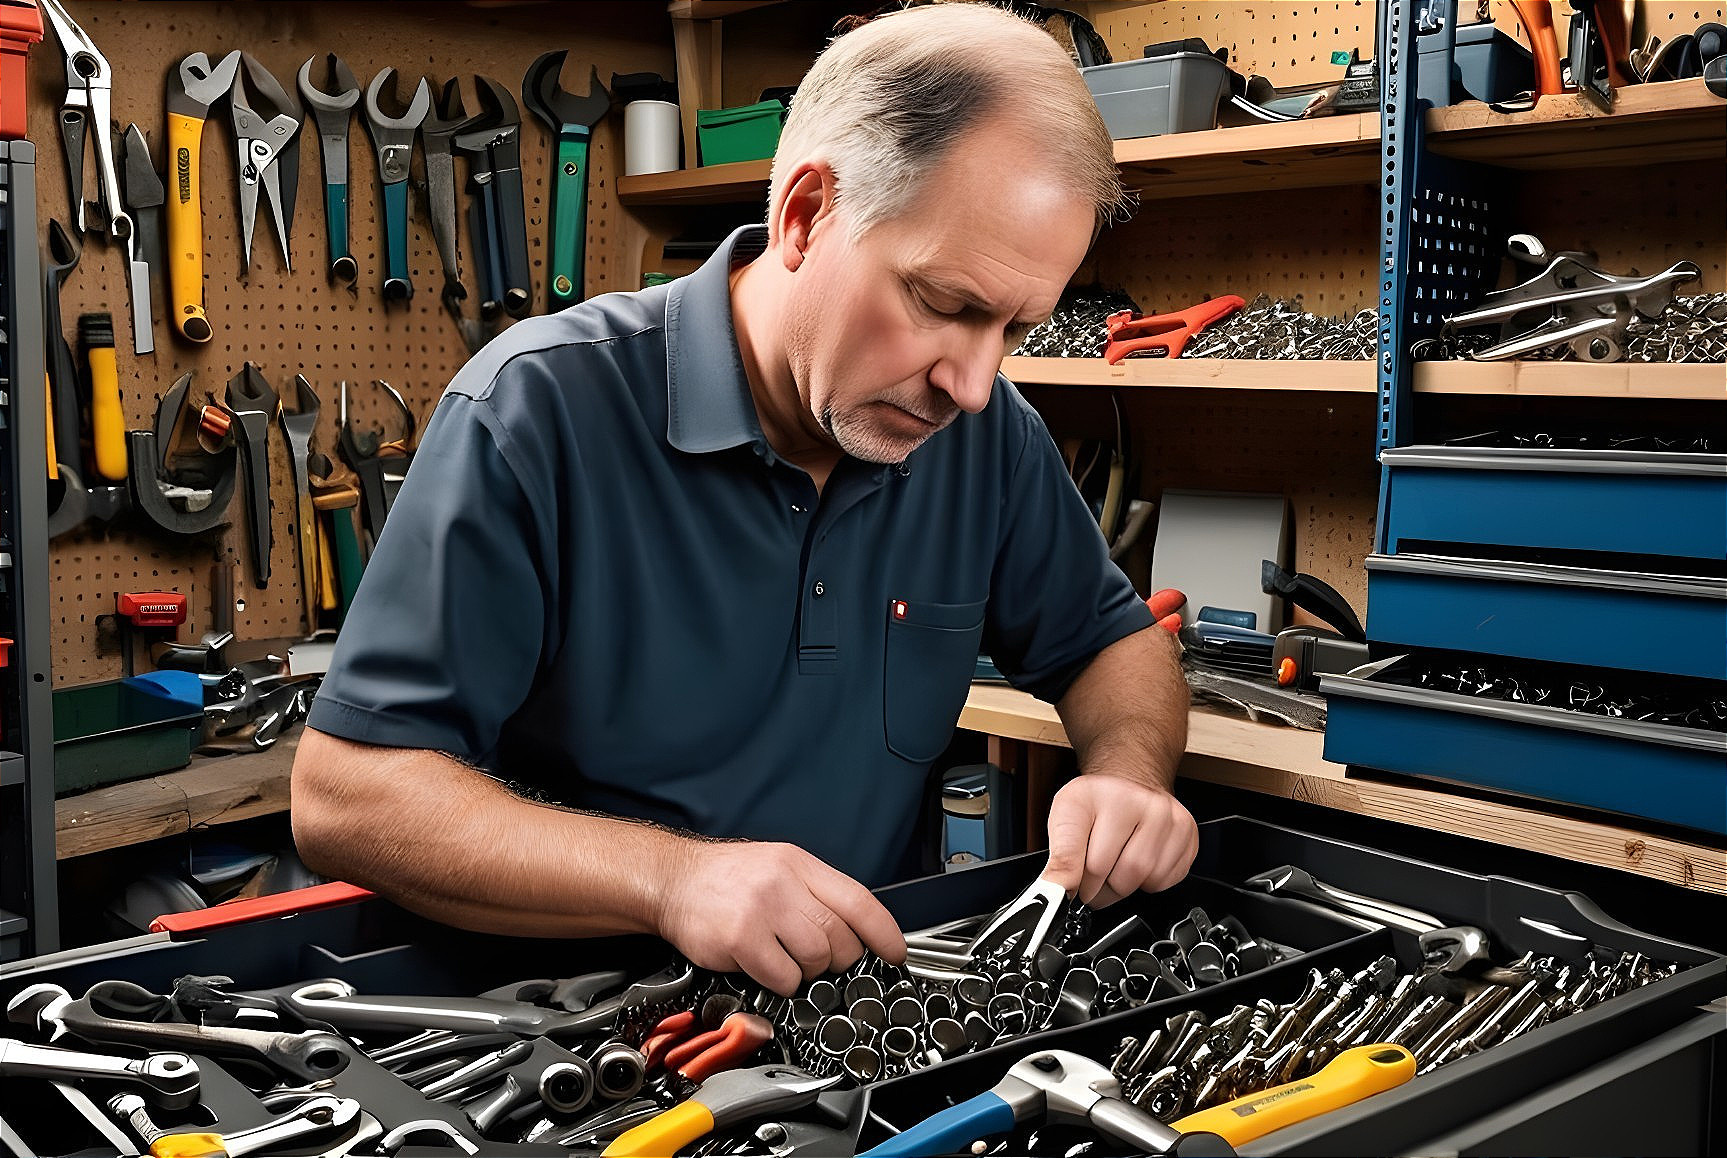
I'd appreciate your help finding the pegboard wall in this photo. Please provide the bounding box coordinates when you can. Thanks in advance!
[31,1,675,685]
[1090,183,1380,317]
[1087,2,1380,86]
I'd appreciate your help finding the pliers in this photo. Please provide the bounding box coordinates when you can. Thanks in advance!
[641,1007,776,1087]
[229,53,302,272]
[361,68,430,301]
[601,1066,841,1158]
[37,0,126,240]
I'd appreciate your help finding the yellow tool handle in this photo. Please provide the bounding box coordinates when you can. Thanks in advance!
[87,341,127,481]
[149,1132,228,1158]
[603,1100,716,1157]
[316,512,338,611]
[45,374,58,478]
[1170,1044,1415,1146]
[166,111,214,344]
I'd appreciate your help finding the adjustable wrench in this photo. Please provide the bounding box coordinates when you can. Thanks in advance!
[0,1038,199,1109]
[167,50,243,342]
[110,1092,359,1158]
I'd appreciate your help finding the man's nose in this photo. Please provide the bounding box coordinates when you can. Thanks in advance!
[930,330,1001,414]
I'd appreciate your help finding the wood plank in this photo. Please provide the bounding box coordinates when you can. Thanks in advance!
[618,158,771,205]
[1415,361,1726,400]
[1116,113,1380,199]
[55,738,299,860]
[959,685,1727,895]
[1426,79,1725,169]
[1002,357,1377,393]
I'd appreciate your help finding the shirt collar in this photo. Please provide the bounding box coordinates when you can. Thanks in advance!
[664,225,770,455]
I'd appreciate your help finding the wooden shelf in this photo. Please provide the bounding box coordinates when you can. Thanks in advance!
[1002,357,1377,392]
[960,684,1727,896]
[617,114,1381,207]
[1415,360,1725,400]
[617,158,772,206]
[1425,79,1725,169]
[1114,113,1380,200]
[55,739,296,860]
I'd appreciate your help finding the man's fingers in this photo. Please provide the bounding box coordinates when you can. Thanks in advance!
[1079,807,1140,907]
[1040,796,1096,895]
[810,866,906,965]
[778,911,840,981]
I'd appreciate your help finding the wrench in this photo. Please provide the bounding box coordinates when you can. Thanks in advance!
[0,1038,200,1109]
[267,977,623,1039]
[9,982,355,1085]
[379,1119,480,1155]
[111,1092,358,1158]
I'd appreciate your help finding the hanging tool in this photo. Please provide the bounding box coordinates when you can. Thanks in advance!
[455,75,532,318]
[112,592,187,677]
[419,78,471,334]
[127,372,237,537]
[1260,559,1364,642]
[522,53,610,311]
[601,1066,841,1158]
[310,458,363,620]
[1169,1045,1414,1146]
[78,311,126,482]
[44,218,91,537]
[1104,295,1247,363]
[221,364,280,587]
[38,0,126,238]
[338,379,416,545]
[278,376,322,635]
[120,123,164,354]
[167,50,242,342]
[857,1050,1232,1158]
[229,54,302,272]
[1510,0,1565,96]
[361,68,431,301]
[297,54,361,287]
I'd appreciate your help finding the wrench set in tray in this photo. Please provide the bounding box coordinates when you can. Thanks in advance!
[0,817,1718,1156]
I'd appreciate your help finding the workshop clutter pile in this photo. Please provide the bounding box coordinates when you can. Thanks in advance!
[37,0,614,358]
[2,815,1715,1158]
[1011,291,1378,364]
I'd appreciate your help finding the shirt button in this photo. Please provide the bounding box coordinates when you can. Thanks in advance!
[791,503,806,513]
[813,581,826,597]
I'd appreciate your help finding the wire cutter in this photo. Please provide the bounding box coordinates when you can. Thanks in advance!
[229,54,302,272]
[602,1066,841,1158]
[37,0,127,240]
[522,52,611,311]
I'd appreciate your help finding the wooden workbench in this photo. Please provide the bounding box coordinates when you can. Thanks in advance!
[960,684,1727,897]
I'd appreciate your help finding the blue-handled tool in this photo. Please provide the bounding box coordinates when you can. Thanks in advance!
[361,68,430,302]
[860,1050,1234,1158]
[297,54,361,286]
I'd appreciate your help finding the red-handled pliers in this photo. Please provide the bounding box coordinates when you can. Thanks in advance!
[643,1009,776,1086]
[1104,295,1246,363]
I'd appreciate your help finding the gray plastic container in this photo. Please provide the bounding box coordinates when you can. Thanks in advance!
[1081,51,1228,139]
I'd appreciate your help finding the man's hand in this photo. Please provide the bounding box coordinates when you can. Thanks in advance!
[656,840,907,996]
[1041,774,1198,909]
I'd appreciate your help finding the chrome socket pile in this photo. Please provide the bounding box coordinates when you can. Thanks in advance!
[1416,291,1727,363]
[1107,947,1678,1122]
[1178,294,1379,361]
[1010,286,1142,358]
[767,903,1293,1087]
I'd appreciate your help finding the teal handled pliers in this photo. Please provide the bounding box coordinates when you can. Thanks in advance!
[522,52,611,312]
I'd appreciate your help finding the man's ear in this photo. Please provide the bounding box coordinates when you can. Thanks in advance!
[772,161,839,273]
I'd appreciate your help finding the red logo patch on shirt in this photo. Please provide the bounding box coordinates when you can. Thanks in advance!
[892,600,908,620]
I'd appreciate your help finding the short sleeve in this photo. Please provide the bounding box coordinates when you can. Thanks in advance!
[982,398,1153,703]
[306,393,553,763]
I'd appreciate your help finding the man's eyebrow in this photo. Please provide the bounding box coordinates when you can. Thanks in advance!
[912,272,1043,322]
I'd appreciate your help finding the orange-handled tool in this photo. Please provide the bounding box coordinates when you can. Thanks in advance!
[166,52,241,343]
[1104,295,1246,364]
[1513,0,1566,95]
[79,313,126,482]
[44,374,58,478]
[663,1012,776,1085]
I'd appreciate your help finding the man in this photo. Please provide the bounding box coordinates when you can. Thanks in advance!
[293,2,1197,997]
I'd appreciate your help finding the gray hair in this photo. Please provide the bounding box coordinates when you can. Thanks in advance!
[769,3,1128,239]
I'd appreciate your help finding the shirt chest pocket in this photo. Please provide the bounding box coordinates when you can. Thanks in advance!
[883,597,988,763]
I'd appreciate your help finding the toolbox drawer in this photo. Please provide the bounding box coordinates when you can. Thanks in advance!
[1365,552,1727,681]
[1320,657,1727,835]
[1379,445,1727,562]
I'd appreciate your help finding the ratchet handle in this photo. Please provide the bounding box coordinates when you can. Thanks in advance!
[166,112,214,342]
[603,1100,714,1158]
[324,181,355,284]
[547,126,591,309]
[494,163,532,317]
[858,1090,1018,1157]
[381,180,411,300]
[1171,1044,1415,1146]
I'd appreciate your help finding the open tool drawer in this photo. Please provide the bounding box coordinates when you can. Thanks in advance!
[1378,445,1727,562]
[1363,552,1727,681]
[0,837,1373,1157]
[855,817,1724,1157]
[1320,654,1727,836]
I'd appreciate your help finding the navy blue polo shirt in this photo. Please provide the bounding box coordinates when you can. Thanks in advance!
[308,226,1152,885]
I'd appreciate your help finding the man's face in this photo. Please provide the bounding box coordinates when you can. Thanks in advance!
[782,122,1095,464]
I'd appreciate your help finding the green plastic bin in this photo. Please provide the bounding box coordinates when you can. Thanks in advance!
[696,99,785,166]
[53,679,203,796]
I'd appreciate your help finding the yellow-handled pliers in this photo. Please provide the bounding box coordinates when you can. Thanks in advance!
[603,1065,840,1158]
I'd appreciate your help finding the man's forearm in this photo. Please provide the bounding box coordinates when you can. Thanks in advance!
[292,728,692,939]
[1055,626,1188,791]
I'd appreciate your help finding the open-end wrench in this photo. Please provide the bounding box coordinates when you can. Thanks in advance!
[279,375,322,633]
[8,982,355,1085]
[298,54,362,286]
[521,53,610,310]
[1243,867,1495,975]
[379,1119,481,1155]
[362,68,431,301]
[269,978,626,1039]
[420,78,471,334]
[964,878,1073,966]
[111,1092,358,1158]
[167,50,243,342]
[0,1039,199,1108]
[223,364,280,588]
[455,76,531,317]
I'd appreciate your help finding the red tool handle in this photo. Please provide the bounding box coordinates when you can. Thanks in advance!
[642,1009,700,1070]
[668,1013,775,1084]
[1513,0,1566,95]
[150,882,376,937]
[117,591,189,629]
